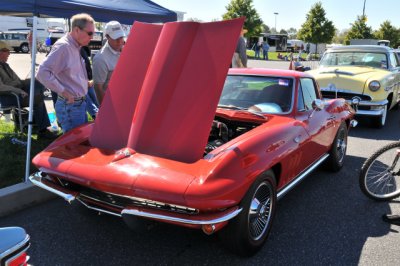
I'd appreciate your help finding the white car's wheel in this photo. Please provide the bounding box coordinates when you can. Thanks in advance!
[20,43,29,53]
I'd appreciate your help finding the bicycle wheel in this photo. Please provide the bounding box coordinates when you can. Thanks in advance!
[359,141,400,201]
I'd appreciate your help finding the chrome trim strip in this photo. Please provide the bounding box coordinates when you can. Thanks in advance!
[0,234,30,261]
[5,242,30,266]
[277,154,329,200]
[29,172,76,203]
[100,190,197,213]
[76,198,122,217]
[350,99,388,106]
[356,109,385,116]
[121,208,242,225]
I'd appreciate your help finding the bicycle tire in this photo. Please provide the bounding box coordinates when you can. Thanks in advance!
[359,141,400,201]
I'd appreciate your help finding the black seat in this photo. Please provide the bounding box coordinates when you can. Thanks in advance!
[259,84,292,112]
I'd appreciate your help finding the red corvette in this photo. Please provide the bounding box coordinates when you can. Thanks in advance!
[30,20,355,256]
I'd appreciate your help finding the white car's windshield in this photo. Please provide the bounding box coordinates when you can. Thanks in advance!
[320,52,388,69]
[219,75,294,114]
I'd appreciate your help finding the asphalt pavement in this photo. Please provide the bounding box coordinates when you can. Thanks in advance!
[1,53,400,265]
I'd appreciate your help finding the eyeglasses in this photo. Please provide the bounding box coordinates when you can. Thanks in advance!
[79,28,94,36]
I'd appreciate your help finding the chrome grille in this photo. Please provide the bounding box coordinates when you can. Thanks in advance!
[56,178,198,215]
[321,91,371,101]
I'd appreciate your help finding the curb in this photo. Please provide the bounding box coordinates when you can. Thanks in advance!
[0,182,56,217]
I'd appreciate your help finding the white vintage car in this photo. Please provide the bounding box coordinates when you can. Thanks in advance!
[308,45,400,128]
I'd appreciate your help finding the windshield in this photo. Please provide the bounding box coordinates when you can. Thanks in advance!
[320,52,388,69]
[219,75,294,114]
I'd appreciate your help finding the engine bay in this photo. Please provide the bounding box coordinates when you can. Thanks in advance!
[204,116,263,154]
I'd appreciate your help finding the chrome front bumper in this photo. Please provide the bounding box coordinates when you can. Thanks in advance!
[346,99,388,116]
[29,172,242,226]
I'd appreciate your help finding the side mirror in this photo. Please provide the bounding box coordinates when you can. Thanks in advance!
[312,99,325,111]
[309,99,324,118]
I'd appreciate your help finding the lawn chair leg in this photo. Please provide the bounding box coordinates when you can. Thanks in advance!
[12,92,24,133]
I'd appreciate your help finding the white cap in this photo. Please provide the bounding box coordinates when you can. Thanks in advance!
[105,21,126,40]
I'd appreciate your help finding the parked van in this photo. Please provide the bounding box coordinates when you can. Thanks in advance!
[0,15,49,42]
[7,28,48,42]
[0,31,29,53]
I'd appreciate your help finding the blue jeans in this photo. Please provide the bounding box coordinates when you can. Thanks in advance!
[85,87,99,118]
[55,98,87,133]
[263,50,269,60]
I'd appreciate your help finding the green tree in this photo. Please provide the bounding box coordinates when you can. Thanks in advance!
[298,2,335,54]
[373,20,400,48]
[222,0,263,37]
[286,27,298,39]
[262,24,271,34]
[279,29,288,35]
[332,29,349,44]
[344,15,373,44]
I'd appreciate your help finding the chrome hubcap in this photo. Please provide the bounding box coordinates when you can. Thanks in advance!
[337,130,346,163]
[248,182,273,241]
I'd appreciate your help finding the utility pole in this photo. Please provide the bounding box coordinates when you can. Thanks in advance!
[274,12,278,33]
[362,0,366,17]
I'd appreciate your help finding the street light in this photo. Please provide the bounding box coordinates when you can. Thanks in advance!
[274,12,279,33]
[362,0,366,17]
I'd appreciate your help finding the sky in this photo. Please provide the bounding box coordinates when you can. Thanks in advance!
[153,0,400,32]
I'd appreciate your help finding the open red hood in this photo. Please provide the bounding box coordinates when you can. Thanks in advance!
[89,19,244,163]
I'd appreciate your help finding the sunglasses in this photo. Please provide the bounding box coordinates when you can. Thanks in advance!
[0,49,10,53]
[79,28,94,36]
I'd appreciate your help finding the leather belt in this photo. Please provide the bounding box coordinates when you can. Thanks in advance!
[58,95,86,102]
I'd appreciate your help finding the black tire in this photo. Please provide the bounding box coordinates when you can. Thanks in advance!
[372,105,387,128]
[218,170,277,256]
[325,121,348,172]
[20,43,29,53]
[359,141,400,201]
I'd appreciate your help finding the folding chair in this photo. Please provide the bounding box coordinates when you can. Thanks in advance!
[0,92,26,133]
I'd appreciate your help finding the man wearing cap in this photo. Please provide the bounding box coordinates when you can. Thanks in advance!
[36,13,95,133]
[92,20,125,104]
[0,41,56,139]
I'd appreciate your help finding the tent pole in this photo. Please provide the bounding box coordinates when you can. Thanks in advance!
[25,16,38,182]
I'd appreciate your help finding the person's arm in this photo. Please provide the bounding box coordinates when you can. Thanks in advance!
[36,45,66,95]
[0,69,27,96]
[94,83,105,104]
[0,80,27,96]
[36,45,75,103]
[92,56,108,104]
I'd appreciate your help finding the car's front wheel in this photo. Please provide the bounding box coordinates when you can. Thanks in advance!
[373,105,387,128]
[219,170,277,256]
[20,43,29,53]
[326,121,348,172]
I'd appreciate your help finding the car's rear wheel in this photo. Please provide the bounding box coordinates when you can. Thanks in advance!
[325,121,347,172]
[373,105,387,128]
[20,43,29,53]
[219,170,277,256]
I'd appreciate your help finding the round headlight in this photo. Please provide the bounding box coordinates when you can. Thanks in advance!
[368,81,381,92]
